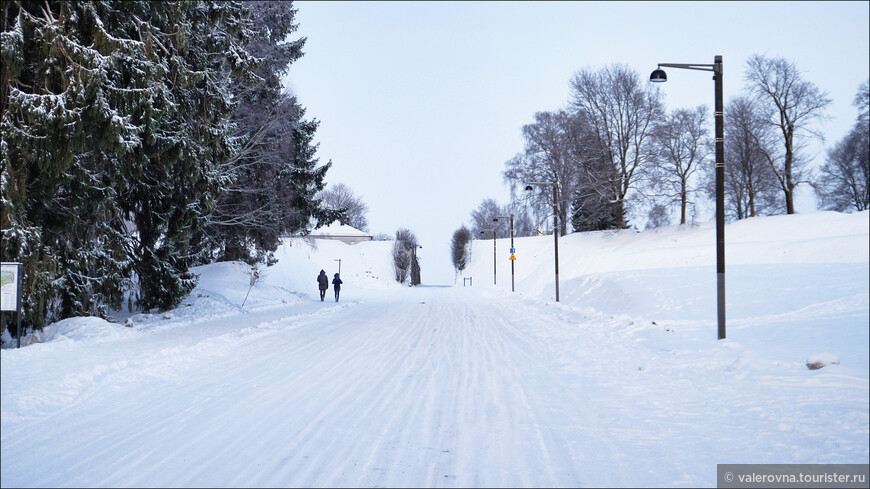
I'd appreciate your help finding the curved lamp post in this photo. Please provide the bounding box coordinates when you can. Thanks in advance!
[525,182,559,302]
[650,55,726,340]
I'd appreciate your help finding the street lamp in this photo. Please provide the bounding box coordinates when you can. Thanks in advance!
[494,215,514,292]
[525,182,559,302]
[480,228,496,285]
[650,55,726,340]
[334,258,341,277]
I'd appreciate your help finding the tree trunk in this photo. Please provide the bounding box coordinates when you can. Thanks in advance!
[784,127,796,214]
[614,199,626,230]
[680,189,688,225]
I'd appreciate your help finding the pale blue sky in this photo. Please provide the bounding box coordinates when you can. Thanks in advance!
[284,1,869,284]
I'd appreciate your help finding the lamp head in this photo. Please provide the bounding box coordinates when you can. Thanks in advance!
[650,67,667,83]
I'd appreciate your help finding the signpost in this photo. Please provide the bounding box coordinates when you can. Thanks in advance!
[1,262,23,348]
[495,215,516,292]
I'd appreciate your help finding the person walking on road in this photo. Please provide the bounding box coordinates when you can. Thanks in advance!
[317,270,329,301]
[332,273,343,302]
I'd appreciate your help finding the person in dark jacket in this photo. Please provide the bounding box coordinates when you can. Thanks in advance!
[317,270,329,301]
[332,273,343,302]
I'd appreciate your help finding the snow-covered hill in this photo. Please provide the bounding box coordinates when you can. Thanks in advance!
[1,211,867,487]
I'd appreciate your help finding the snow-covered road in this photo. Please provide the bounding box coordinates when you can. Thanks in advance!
[4,276,867,487]
[5,286,621,487]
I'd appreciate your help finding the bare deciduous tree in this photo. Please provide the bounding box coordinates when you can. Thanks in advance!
[503,110,594,235]
[744,54,832,214]
[815,130,870,211]
[716,96,783,220]
[814,80,870,211]
[506,201,537,238]
[651,105,710,225]
[645,203,672,230]
[319,183,370,232]
[569,64,664,229]
[392,228,419,285]
[470,198,509,237]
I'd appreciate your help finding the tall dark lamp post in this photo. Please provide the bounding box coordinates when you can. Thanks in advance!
[494,215,514,292]
[480,228,496,285]
[525,182,559,302]
[650,55,725,340]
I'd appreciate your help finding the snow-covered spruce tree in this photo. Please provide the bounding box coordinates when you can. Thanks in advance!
[281,113,339,235]
[1,1,261,331]
[116,1,260,312]
[1,1,155,328]
[204,1,336,265]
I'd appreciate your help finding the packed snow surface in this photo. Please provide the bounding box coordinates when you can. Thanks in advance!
[2,211,868,487]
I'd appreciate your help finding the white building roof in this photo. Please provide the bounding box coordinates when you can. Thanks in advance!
[310,221,371,238]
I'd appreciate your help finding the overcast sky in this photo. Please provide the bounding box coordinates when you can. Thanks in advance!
[283,1,869,285]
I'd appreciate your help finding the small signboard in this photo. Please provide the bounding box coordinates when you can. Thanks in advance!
[509,254,516,261]
[1,262,21,311]
[510,248,515,254]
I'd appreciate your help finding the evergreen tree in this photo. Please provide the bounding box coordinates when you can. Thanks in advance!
[204,1,336,265]
[1,1,261,331]
[2,1,152,327]
[117,1,260,311]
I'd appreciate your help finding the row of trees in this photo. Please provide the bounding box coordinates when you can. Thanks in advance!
[452,56,866,275]
[499,56,867,236]
[1,1,335,331]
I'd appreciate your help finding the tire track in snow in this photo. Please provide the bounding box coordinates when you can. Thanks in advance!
[3,287,629,487]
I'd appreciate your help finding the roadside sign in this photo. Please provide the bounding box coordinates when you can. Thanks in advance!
[509,254,516,261]
[1,262,23,348]
[1,262,20,311]
[510,248,515,254]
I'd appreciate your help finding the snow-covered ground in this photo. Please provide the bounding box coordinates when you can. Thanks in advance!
[2,211,868,487]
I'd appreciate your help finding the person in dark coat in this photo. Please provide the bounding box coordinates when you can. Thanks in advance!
[317,270,329,301]
[332,273,343,302]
